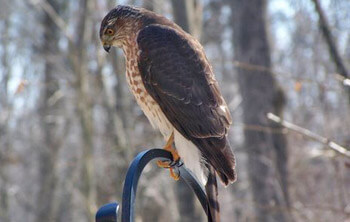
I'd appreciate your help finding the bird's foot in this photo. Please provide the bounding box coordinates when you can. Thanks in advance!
[157,160,181,180]
[156,163,180,180]
[157,132,181,181]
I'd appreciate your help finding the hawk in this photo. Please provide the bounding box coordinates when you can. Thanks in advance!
[100,5,236,221]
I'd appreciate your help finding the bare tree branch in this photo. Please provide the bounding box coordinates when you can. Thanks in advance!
[311,0,349,78]
[311,0,350,100]
[28,0,75,46]
[231,60,349,91]
[335,73,350,88]
[267,113,350,158]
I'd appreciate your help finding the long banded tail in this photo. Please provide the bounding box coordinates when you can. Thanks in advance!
[205,165,220,222]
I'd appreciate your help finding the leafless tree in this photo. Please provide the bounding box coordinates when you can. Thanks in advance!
[230,0,291,221]
[36,0,65,221]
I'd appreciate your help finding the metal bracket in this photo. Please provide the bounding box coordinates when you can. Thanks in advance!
[96,148,209,222]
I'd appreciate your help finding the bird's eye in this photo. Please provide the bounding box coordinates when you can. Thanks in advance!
[106,28,114,35]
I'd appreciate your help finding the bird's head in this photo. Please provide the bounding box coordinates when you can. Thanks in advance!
[99,5,147,52]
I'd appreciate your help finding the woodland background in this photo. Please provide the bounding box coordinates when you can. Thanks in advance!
[0,0,350,221]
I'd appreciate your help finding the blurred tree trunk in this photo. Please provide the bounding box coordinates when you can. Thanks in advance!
[230,0,291,221]
[171,0,202,40]
[171,1,203,221]
[0,18,11,222]
[36,0,63,221]
[70,0,97,220]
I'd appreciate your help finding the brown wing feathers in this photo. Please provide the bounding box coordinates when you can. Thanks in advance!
[137,24,236,184]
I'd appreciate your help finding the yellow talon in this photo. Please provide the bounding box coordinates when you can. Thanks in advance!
[157,132,180,180]
[157,160,171,168]
[169,168,180,181]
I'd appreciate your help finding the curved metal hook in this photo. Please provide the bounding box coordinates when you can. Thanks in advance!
[121,149,209,222]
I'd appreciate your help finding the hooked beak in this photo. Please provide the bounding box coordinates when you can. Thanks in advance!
[103,44,111,53]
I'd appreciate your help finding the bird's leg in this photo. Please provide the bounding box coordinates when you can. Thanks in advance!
[159,132,180,162]
[157,132,180,180]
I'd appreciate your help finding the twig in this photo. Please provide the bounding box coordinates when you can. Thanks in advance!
[311,0,349,79]
[232,123,287,134]
[267,113,350,158]
[214,58,350,91]
[334,73,350,87]
[232,60,317,83]
[28,0,75,45]
[230,60,347,91]
[311,0,350,102]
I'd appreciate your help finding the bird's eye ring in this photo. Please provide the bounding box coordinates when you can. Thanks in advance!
[106,28,114,35]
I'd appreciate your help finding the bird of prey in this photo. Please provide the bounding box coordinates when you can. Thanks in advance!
[100,5,236,221]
